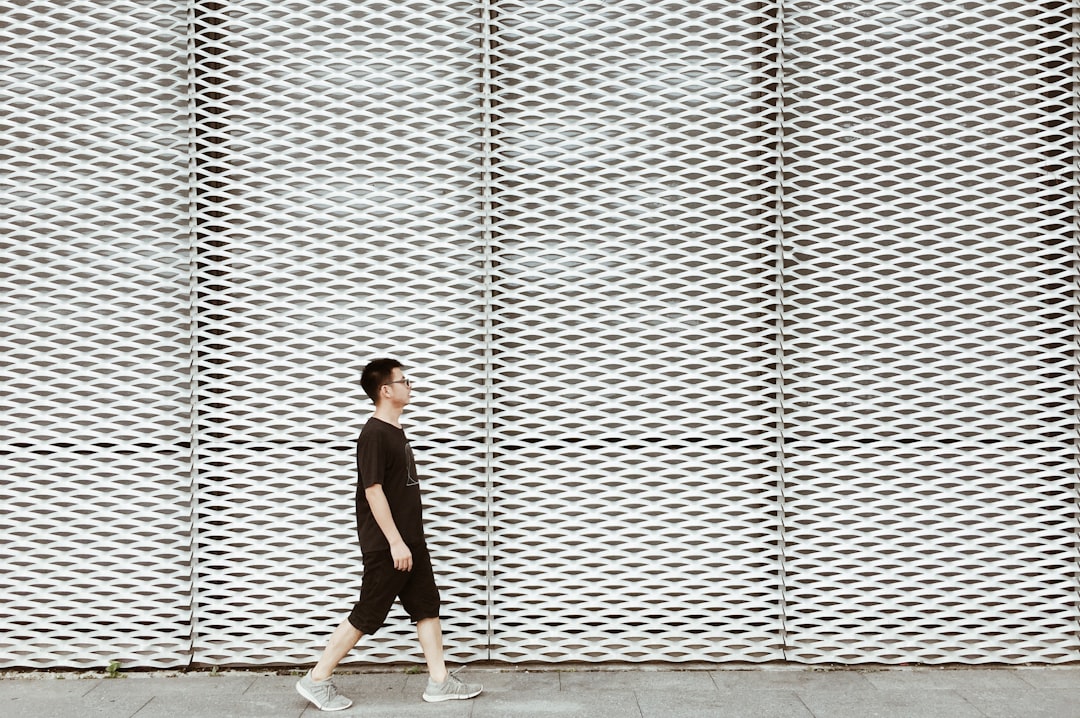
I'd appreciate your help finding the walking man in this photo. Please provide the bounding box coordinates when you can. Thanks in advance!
[295,358,482,711]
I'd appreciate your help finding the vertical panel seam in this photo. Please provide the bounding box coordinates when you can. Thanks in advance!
[773,0,790,663]
[1072,0,1080,661]
[479,0,497,663]
[184,0,205,668]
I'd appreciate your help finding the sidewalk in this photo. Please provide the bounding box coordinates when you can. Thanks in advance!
[2,664,1078,718]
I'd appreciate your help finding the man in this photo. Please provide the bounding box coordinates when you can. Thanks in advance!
[295,358,482,711]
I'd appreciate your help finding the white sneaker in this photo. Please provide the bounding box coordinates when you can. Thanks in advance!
[296,670,353,711]
[422,671,483,703]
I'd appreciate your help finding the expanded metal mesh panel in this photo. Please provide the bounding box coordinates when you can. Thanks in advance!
[0,1,196,667]
[486,0,785,662]
[778,0,1080,662]
[2,0,1078,671]
[190,0,490,665]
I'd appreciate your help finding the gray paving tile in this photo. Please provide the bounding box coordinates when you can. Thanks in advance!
[2,666,1077,718]
[269,673,433,718]
[110,673,420,718]
[130,674,304,718]
[710,669,876,693]
[1014,667,1080,690]
[558,669,717,692]
[322,671,409,697]
[3,687,158,718]
[638,689,813,718]
[0,677,101,699]
[470,670,560,691]
[799,688,986,718]
[859,668,1034,692]
[137,695,305,718]
[301,697,473,718]
[4,696,116,718]
[470,688,640,718]
[959,689,1080,718]
[89,674,259,699]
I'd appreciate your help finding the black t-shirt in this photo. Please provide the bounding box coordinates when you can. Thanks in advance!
[355,417,426,554]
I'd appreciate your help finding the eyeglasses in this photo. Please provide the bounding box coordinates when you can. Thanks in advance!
[383,378,412,388]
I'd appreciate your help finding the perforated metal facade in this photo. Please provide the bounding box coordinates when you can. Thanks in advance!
[0,0,197,667]
[1,0,1078,668]
[777,0,1079,664]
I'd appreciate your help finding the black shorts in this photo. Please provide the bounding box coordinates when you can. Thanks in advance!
[347,545,441,635]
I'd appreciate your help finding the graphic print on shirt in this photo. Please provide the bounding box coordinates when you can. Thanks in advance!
[405,439,420,486]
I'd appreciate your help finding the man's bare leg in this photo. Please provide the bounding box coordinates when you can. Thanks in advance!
[296,619,361,711]
[417,617,482,702]
[312,619,363,681]
[416,617,448,683]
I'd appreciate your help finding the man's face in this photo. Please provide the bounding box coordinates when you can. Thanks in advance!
[382,367,413,407]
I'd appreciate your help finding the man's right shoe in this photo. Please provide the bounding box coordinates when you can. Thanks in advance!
[422,671,483,702]
[296,669,353,712]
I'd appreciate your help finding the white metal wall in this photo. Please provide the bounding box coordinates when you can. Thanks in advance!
[191,0,489,665]
[486,0,785,662]
[777,0,1079,663]
[0,0,1077,668]
[0,1,197,667]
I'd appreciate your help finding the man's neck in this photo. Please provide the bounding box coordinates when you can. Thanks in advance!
[373,405,403,428]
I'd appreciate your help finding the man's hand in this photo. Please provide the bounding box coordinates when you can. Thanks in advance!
[390,540,413,572]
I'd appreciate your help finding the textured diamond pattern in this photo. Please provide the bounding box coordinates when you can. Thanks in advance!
[778,0,1078,663]
[190,0,489,665]
[485,0,784,662]
[0,1,196,667]
[0,0,1078,670]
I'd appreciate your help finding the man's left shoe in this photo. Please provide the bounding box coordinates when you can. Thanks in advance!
[295,670,353,712]
[422,672,483,702]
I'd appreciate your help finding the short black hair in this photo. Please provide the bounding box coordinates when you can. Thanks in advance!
[361,358,403,403]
